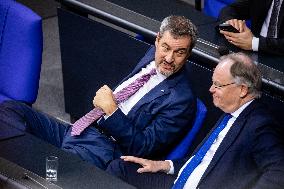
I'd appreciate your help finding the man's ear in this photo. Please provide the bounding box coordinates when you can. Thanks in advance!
[240,84,249,98]
[155,33,160,48]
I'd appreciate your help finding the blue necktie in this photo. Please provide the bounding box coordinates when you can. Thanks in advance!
[172,114,232,189]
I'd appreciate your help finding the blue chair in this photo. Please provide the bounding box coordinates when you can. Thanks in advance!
[0,0,43,104]
[203,0,235,18]
[166,98,207,160]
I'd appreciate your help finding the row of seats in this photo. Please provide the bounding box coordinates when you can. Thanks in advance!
[0,0,232,160]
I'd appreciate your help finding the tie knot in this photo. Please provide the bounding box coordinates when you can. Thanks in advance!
[225,113,232,119]
[149,68,157,76]
[222,113,232,124]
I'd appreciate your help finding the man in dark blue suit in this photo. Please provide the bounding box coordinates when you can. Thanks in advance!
[0,16,198,170]
[106,53,284,189]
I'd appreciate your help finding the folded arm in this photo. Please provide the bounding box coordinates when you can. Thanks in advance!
[99,90,195,157]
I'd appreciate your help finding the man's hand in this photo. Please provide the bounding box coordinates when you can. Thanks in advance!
[93,85,117,115]
[121,156,171,173]
[220,22,254,50]
[225,19,245,32]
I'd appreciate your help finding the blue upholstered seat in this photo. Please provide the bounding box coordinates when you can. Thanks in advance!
[166,98,207,160]
[0,0,43,104]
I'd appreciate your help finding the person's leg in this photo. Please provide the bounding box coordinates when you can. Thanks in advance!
[0,100,68,147]
[62,126,122,170]
[0,100,121,169]
[106,159,176,189]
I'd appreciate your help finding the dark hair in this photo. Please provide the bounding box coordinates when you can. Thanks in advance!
[159,15,198,52]
[220,53,262,98]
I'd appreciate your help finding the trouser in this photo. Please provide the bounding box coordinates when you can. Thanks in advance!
[0,100,122,169]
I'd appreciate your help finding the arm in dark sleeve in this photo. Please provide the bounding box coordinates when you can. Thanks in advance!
[251,121,284,189]
[218,0,251,23]
[172,158,189,176]
[259,37,284,55]
[100,93,196,158]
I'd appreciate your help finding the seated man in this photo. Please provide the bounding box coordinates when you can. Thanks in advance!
[0,16,198,170]
[107,53,284,189]
[218,0,284,55]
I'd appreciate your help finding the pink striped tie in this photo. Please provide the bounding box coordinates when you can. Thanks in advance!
[71,68,157,136]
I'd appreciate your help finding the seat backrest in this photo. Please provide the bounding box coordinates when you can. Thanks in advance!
[166,98,207,160]
[0,0,43,104]
[203,0,235,18]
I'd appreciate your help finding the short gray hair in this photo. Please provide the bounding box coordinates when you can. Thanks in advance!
[159,15,198,52]
[220,53,262,98]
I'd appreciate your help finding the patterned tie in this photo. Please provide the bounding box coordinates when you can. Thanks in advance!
[71,68,157,136]
[172,114,232,189]
[267,0,281,38]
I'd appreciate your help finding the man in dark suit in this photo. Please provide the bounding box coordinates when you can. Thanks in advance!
[106,53,284,189]
[0,16,198,170]
[218,0,284,55]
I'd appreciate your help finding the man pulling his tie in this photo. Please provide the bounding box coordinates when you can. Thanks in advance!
[0,16,198,170]
[218,0,284,55]
[107,53,284,189]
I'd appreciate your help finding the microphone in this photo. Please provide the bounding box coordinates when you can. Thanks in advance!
[218,46,229,56]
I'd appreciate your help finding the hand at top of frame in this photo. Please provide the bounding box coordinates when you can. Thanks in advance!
[225,19,245,32]
[220,21,254,50]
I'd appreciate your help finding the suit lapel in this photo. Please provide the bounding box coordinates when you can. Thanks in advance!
[129,69,183,115]
[199,117,246,182]
[190,115,225,156]
[198,101,259,185]
[119,45,186,115]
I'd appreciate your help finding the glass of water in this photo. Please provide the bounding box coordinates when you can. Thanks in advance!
[46,156,58,182]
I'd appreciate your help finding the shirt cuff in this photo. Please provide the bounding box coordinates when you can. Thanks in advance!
[103,108,118,120]
[252,37,259,51]
[165,160,174,174]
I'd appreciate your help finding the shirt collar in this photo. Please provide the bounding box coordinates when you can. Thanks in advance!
[231,99,254,118]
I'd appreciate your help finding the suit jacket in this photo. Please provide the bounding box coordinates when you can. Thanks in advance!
[100,46,196,159]
[173,100,284,189]
[218,0,284,55]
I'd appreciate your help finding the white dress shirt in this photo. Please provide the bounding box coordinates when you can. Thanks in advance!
[168,100,254,189]
[252,0,283,51]
[104,61,166,119]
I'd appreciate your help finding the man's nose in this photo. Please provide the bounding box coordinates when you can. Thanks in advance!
[209,84,215,93]
[165,51,174,63]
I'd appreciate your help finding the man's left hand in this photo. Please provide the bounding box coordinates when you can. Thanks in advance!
[220,24,254,50]
[121,156,171,174]
[93,85,117,115]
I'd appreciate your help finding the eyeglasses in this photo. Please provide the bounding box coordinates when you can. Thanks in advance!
[212,81,235,89]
